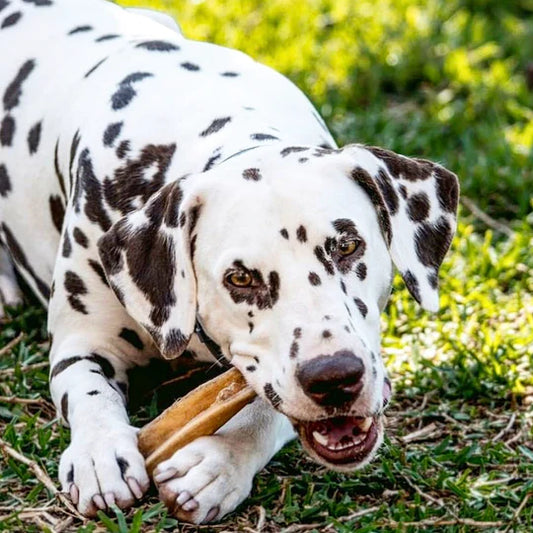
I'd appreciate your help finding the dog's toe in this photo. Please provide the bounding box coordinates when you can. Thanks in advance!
[154,435,253,524]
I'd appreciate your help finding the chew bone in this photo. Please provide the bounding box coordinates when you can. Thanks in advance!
[138,367,256,475]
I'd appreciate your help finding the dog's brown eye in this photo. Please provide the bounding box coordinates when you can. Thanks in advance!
[227,271,253,287]
[338,239,359,257]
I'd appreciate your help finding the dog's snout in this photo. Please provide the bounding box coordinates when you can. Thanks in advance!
[296,350,365,407]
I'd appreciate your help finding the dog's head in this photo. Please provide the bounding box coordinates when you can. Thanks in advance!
[98,144,458,471]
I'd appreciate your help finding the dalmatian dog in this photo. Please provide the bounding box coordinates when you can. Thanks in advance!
[0,0,459,524]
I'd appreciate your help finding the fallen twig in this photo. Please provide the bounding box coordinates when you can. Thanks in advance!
[0,437,84,520]
[461,196,514,237]
[0,333,25,357]
[399,422,441,444]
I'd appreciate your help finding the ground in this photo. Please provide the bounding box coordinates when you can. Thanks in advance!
[0,0,532,531]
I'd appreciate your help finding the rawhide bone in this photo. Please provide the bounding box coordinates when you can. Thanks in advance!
[138,367,256,476]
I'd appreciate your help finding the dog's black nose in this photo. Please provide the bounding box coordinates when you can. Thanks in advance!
[296,350,365,407]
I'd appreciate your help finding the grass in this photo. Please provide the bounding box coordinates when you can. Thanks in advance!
[1,0,532,531]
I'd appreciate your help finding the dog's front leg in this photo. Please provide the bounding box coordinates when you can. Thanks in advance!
[154,398,295,524]
[49,337,150,517]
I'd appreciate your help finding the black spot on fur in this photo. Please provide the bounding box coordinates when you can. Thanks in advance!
[72,227,89,248]
[263,383,282,408]
[62,231,72,257]
[356,262,367,280]
[104,143,176,215]
[119,327,144,350]
[280,146,307,157]
[77,148,112,231]
[64,270,88,314]
[88,259,109,286]
[314,245,334,275]
[340,280,347,294]
[27,121,41,153]
[220,71,239,77]
[203,151,221,171]
[181,62,199,71]
[322,330,332,339]
[68,25,92,35]
[428,270,439,290]
[407,191,430,222]
[403,270,421,304]
[280,228,289,239]
[135,40,180,52]
[96,34,119,42]
[50,356,84,378]
[1,222,49,299]
[111,72,153,110]
[246,365,256,372]
[350,167,392,245]
[69,130,81,189]
[0,115,14,146]
[164,328,189,355]
[116,140,130,159]
[251,133,279,141]
[294,327,302,339]
[1,11,21,28]
[435,166,459,214]
[22,0,53,4]
[296,225,307,243]
[0,164,11,196]
[103,122,122,147]
[87,353,115,379]
[242,168,261,181]
[354,297,368,318]
[4,59,35,111]
[399,185,408,199]
[116,457,129,476]
[308,271,321,286]
[61,393,69,423]
[84,57,108,78]
[414,216,453,269]
[49,195,64,233]
[376,169,399,215]
[248,322,254,333]
[299,157,308,163]
[200,117,231,137]
[87,390,100,396]
[368,147,434,181]
[66,465,74,483]
[54,141,66,197]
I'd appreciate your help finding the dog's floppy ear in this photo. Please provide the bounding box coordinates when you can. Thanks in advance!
[97,181,198,359]
[344,144,459,311]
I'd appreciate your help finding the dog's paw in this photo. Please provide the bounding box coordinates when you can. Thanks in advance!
[154,435,255,524]
[58,423,149,517]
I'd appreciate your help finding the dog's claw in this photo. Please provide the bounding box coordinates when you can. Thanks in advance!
[93,494,106,510]
[127,477,143,499]
[154,467,177,483]
[205,506,220,522]
[104,492,116,507]
[182,498,199,512]
[176,491,193,506]
[69,484,79,505]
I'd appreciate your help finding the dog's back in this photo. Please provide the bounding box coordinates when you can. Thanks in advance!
[0,0,332,303]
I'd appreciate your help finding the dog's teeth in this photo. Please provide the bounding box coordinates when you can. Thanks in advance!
[359,417,373,432]
[312,430,329,447]
[352,434,365,445]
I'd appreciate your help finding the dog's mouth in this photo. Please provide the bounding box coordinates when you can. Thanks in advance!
[295,415,382,469]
